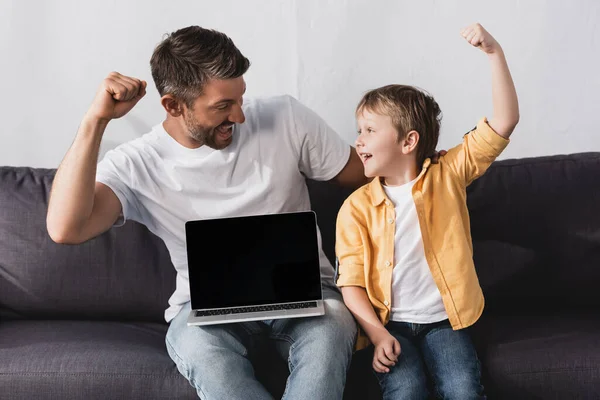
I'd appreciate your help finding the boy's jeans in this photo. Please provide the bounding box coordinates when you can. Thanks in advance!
[165,285,356,400]
[375,319,485,400]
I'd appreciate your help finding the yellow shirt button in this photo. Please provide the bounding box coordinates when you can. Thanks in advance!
[385,261,391,267]
[384,300,389,306]
[388,218,394,224]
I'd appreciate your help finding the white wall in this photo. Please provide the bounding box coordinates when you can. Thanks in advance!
[1,0,599,168]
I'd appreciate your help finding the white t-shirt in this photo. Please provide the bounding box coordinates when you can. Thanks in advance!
[383,179,448,324]
[96,95,351,322]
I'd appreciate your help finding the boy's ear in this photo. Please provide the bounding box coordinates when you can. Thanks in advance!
[402,130,420,154]
[161,95,184,117]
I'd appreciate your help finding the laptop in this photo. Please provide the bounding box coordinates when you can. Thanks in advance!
[185,211,325,326]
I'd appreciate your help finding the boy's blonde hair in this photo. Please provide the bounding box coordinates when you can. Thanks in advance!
[356,85,442,166]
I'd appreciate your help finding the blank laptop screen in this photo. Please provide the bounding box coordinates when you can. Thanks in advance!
[186,212,322,310]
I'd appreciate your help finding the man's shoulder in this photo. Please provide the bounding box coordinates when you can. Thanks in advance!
[98,127,159,168]
[243,94,297,112]
[241,95,311,140]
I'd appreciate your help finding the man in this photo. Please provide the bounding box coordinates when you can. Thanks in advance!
[47,26,365,399]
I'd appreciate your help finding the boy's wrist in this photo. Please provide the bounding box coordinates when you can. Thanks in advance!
[367,327,390,344]
[487,45,505,59]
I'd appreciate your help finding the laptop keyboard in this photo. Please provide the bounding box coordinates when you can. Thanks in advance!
[195,301,318,317]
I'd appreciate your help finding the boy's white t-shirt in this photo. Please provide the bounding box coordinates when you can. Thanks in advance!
[96,95,351,322]
[383,179,448,324]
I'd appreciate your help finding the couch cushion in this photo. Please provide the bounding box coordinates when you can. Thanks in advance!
[0,167,176,322]
[0,320,324,400]
[472,314,600,400]
[0,320,196,399]
[306,179,353,266]
[467,153,600,312]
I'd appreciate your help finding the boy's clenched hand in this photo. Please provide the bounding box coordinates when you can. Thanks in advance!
[461,23,501,55]
[371,331,401,373]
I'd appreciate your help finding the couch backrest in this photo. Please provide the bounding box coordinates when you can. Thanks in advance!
[0,167,175,322]
[309,153,600,314]
[467,153,600,313]
[1,153,599,321]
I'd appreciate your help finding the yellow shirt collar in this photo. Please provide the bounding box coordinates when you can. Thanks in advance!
[368,158,432,206]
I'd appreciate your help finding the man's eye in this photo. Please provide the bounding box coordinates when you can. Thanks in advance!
[216,104,230,111]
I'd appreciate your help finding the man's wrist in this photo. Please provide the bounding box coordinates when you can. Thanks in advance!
[82,113,110,128]
[79,114,110,141]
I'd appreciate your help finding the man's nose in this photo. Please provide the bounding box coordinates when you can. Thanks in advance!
[230,104,245,124]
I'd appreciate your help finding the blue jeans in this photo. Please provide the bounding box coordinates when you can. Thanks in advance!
[375,319,485,400]
[165,285,357,400]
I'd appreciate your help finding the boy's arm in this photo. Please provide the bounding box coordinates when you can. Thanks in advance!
[340,286,389,342]
[335,202,401,371]
[342,286,400,373]
[443,24,519,185]
[461,23,520,138]
[335,201,391,343]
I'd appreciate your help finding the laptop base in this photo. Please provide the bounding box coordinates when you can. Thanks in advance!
[187,301,325,326]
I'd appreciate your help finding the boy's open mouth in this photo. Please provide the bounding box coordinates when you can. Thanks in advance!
[359,152,372,163]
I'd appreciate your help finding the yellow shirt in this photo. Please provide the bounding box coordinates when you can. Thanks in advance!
[335,118,509,350]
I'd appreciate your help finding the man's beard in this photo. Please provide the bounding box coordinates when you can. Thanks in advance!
[185,113,232,150]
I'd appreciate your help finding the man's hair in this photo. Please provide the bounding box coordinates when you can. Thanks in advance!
[150,26,250,107]
[356,85,442,166]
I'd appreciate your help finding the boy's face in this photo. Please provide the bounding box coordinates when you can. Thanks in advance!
[355,109,405,178]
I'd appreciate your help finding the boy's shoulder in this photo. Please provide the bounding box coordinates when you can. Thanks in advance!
[341,181,376,212]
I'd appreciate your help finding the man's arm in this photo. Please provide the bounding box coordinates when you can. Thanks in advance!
[47,117,121,244]
[47,72,146,244]
[331,147,368,189]
[461,23,519,138]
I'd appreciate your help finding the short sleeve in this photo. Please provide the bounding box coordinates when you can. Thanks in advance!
[442,117,510,186]
[335,200,366,288]
[96,147,141,225]
[288,96,351,181]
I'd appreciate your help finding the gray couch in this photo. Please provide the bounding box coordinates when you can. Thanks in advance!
[1,153,599,399]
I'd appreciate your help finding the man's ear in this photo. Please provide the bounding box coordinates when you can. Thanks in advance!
[402,130,420,154]
[161,95,184,117]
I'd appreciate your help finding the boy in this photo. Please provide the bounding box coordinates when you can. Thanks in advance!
[335,23,519,399]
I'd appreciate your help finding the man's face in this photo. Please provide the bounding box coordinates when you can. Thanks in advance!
[184,76,246,150]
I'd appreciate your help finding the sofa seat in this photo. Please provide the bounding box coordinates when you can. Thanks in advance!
[473,314,600,399]
[0,320,196,399]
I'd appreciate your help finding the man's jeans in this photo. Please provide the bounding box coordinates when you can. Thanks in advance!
[166,285,357,400]
[375,319,485,400]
